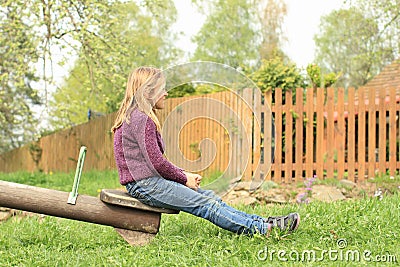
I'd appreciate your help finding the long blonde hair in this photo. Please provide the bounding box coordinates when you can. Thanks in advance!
[111,66,165,132]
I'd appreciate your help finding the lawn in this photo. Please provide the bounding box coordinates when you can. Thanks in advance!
[0,171,399,266]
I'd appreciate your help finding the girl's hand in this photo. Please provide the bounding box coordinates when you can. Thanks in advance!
[183,171,202,191]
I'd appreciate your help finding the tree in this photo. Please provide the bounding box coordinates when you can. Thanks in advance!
[258,0,288,60]
[190,0,291,91]
[1,0,181,148]
[314,3,399,88]
[191,0,261,69]
[44,1,180,129]
[0,0,41,152]
[350,0,399,57]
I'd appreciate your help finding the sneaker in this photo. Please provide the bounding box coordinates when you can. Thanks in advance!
[265,212,300,233]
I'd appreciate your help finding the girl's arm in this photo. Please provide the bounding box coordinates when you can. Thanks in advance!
[143,118,188,185]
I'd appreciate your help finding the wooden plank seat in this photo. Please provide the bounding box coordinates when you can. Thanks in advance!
[100,189,179,214]
[100,189,179,246]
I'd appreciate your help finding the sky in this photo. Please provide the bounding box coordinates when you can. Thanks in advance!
[173,0,346,68]
[282,0,346,68]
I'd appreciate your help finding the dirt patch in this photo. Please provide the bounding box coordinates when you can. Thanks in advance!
[0,208,46,223]
[222,178,400,206]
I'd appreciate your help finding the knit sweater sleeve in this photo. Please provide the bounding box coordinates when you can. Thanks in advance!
[144,118,188,185]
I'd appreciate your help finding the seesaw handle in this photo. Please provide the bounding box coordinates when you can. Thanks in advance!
[67,146,87,205]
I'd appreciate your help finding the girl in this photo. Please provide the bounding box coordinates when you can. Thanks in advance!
[111,66,300,236]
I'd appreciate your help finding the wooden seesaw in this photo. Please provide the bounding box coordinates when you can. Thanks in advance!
[0,146,178,246]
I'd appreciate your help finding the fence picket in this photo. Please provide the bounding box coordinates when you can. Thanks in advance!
[368,88,377,178]
[242,88,253,181]
[275,88,283,182]
[358,87,366,181]
[295,88,304,181]
[326,88,335,179]
[264,90,273,181]
[389,88,397,177]
[347,88,356,181]
[305,88,314,178]
[337,88,345,180]
[285,90,293,183]
[253,89,262,182]
[378,88,387,174]
[316,88,325,179]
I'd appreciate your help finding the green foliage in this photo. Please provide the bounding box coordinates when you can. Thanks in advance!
[191,0,261,68]
[314,2,399,88]
[1,0,181,146]
[195,84,227,95]
[250,57,306,93]
[0,170,399,266]
[192,0,290,67]
[306,64,341,88]
[48,1,180,129]
[0,0,41,152]
[323,72,341,88]
[167,83,196,98]
[348,0,400,57]
[167,83,227,98]
[306,64,322,89]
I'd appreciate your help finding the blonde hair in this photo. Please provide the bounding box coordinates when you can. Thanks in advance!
[111,66,165,132]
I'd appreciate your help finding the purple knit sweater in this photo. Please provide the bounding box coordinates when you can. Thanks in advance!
[114,109,187,185]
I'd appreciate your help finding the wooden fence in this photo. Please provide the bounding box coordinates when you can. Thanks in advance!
[0,87,399,183]
[269,87,399,183]
[0,114,117,174]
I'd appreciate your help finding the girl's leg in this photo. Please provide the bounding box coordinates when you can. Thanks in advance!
[126,177,270,235]
[197,188,266,221]
[195,189,300,233]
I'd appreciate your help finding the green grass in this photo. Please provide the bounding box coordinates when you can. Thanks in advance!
[366,175,400,193]
[0,171,399,266]
[0,170,123,196]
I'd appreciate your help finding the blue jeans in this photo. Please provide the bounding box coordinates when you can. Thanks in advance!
[125,176,269,235]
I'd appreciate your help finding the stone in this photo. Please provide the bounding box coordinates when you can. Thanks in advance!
[236,190,250,197]
[339,179,357,188]
[260,188,288,204]
[225,195,258,206]
[115,228,155,246]
[233,182,253,191]
[311,185,346,202]
[260,181,279,191]
[0,211,11,222]
[222,190,258,206]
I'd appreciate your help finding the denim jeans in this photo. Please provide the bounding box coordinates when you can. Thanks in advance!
[126,176,269,235]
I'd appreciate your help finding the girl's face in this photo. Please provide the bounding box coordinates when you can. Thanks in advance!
[154,90,168,109]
